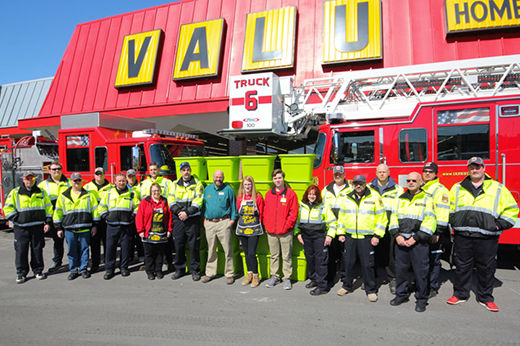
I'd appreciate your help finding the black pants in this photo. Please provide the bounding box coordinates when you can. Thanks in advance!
[453,234,498,303]
[129,222,144,259]
[44,225,64,265]
[239,235,259,274]
[395,241,429,304]
[90,220,106,267]
[327,237,343,283]
[143,242,165,274]
[342,235,376,294]
[14,225,45,276]
[429,241,443,291]
[173,216,201,273]
[302,232,329,291]
[105,225,132,272]
[376,231,396,280]
[164,237,174,266]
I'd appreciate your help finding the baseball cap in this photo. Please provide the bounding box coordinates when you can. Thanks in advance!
[126,169,136,176]
[353,174,366,184]
[467,157,484,166]
[71,172,82,180]
[333,165,345,174]
[179,162,190,169]
[423,162,438,173]
[23,171,35,179]
[94,167,104,174]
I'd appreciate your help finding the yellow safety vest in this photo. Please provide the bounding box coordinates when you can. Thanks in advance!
[168,176,204,217]
[389,189,436,241]
[140,176,172,199]
[53,188,99,233]
[4,185,53,227]
[422,178,450,229]
[98,187,140,226]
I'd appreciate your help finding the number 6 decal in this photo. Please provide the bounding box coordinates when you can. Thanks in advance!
[245,90,258,111]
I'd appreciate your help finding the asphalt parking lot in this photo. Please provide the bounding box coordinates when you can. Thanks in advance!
[0,230,519,346]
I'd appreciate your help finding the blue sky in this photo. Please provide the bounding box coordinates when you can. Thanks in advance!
[0,1,175,85]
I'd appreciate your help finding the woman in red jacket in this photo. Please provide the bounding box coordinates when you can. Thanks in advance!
[236,176,264,288]
[135,183,172,280]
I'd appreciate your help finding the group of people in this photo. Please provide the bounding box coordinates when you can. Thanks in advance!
[5,156,518,313]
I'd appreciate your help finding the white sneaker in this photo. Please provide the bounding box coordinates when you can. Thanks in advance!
[367,293,378,302]
[283,279,292,290]
[36,273,47,280]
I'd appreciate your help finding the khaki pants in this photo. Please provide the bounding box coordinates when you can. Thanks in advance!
[204,219,234,278]
[267,232,293,279]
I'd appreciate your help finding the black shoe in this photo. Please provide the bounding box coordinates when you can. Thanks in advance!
[90,265,99,274]
[156,271,164,279]
[310,288,328,296]
[389,279,396,295]
[81,270,91,279]
[305,281,317,289]
[147,272,156,280]
[429,289,438,298]
[167,264,175,273]
[48,262,62,273]
[121,269,130,277]
[415,302,427,312]
[16,275,27,284]
[192,272,201,281]
[171,271,185,280]
[390,296,409,306]
[68,272,80,280]
[104,272,115,280]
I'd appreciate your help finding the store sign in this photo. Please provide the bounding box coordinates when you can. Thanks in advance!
[173,19,225,80]
[115,30,163,88]
[323,0,382,64]
[229,73,285,134]
[445,0,520,33]
[241,7,297,72]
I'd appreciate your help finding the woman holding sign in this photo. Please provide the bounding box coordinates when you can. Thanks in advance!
[135,183,172,280]
[236,176,264,288]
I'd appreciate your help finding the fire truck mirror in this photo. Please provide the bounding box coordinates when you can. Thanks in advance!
[332,132,344,164]
[131,145,141,171]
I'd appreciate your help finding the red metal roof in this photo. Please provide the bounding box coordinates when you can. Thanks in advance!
[39,0,520,118]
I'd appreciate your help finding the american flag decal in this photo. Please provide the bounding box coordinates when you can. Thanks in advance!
[66,135,89,147]
[437,107,489,125]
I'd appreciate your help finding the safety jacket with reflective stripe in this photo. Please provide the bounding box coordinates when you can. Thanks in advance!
[38,176,70,208]
[140,176,171,199]
[389,189,436,242]
[84,180,113,202]
[332,188,388,239]
[127,182,141,201]
[4,184,53,227]
[422,178,450,233]
[449,175,518,238]
[321,180,351,235]
[295,201,326,235]
[53,188,99,232]
[369,178,404,217]
[168,176,204,217]
[97,187,140,226]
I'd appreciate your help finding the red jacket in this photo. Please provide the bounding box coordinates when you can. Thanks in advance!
[262,186,298,235]
[135,196,172,237]
[237,193,264,220]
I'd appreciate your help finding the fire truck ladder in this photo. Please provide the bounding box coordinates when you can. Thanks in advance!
[284,54,520,135]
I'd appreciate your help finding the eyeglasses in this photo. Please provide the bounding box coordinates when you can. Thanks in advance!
[72,179,82,183]
[50,168,62,171]
[406,179,417,183]
[353,182,365,186]
[95,172,103,176]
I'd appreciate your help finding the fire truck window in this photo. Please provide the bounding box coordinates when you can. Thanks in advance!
[313,132,326,169]
[120,145,147,171]
[150,144,176,174]
[437,124,489,161]
[66,148,89,172]
[333,131,374,164]
[399,129,427,163]
[95,147,108,172]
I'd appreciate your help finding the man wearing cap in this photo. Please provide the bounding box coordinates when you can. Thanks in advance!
[84,167,113,273]
[368,163,404,294]
[169,161,204,281]
[4,171,53,283]
[98,173,140,279]
[389,172,436,312]
[331,174,387,302]
[53,173,99,280]
[126,169,144,263]
[38,160,70,272]
[447,157,518,312]
[201,169,238,284]
[421,162,451,298]
[322,165,351,285]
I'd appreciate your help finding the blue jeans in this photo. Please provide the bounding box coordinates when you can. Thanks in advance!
[65,231,91,273]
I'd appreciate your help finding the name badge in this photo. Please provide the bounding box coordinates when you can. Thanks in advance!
[219,192,225,196]
[280,198,287,203]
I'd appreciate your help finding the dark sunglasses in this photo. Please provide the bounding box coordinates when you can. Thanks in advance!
[50,167,62,171]
[406,179,417,183]
[73,179,82,183]
[353,182,365,186]
[95,172,103,176]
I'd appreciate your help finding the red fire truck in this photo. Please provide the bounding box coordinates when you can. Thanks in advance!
[224,54,520,244]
